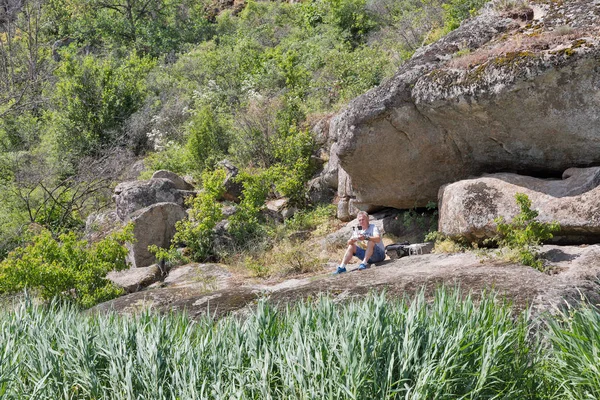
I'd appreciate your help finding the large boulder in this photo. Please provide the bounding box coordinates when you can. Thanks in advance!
[126,202,187,268]
[329,0,600,210]
[307,176,336,205]
[113,176,193,220]
[438,167,600,243]
[321,143,340,190]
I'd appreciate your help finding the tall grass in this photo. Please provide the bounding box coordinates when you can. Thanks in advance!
[0,289,599,399]
[544,305,600,399]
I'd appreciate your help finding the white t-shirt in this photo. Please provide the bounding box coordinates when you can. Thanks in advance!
[359,224,385,253]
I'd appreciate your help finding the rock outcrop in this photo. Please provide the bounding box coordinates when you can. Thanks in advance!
[113,178,193,221]
[85,210,121,242]
[151,170,194,191]
[438,167,600,243]
[329,0,600,212]
[126,202,187,268]
[93,244,600,319]
[106,265,162,293]
[216,160,243,203]
[88,171,195,270]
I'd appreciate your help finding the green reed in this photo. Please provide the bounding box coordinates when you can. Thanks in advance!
[0,289,598,399]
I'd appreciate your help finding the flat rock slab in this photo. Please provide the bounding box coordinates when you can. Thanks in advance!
[162,263,232,291]
[94,245,600,319]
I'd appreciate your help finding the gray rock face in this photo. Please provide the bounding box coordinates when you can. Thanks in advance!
[438,167,600,243]
[163,263,231,291]
[151,170,194,191]
[126,202,187,268]
[329,0,600,210]
[307,176,336,205]
[321,149,340,191]
[114,178,192,220]
[84,210,121,243]
[217,160,243,203]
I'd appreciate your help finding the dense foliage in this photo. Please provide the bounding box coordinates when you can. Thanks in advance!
[0,225,133,307]
[1,289,599,399]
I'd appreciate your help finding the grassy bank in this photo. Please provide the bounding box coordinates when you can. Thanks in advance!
[0,289,598,399]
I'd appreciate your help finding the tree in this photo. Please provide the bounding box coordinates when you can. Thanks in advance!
[0,0,50,120]
[45,51,154,161]
[86,0,213,55]
[0,147,133,244]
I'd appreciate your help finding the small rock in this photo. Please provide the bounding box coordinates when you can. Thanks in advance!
[107,265,161,293]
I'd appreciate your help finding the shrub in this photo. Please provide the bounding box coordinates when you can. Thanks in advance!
[244,255,271,278]
[142,143,191,178]
[185,104,230,173]
[424,231,465,253]
[270,130,316,206]
[442,0,488,31]
[227,168,273,247]
[402,201,439,233]
[171,169,225,261]
[284,204,337,234]
[268,240,325,276]
[0,224,133,307]
[494,193,560,270]
[324,0,379,45]
[241,240,325,278]
[46,52,154,162]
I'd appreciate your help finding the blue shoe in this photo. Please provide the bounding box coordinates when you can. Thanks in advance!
[358,263,368,270]
[333,266,347,275]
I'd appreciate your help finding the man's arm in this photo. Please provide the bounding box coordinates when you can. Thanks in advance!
[361,225,381,243]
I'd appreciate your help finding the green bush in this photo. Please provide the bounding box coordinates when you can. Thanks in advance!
[495,193,560,270]
[227,168,273,247]
[442,0,488,31]
[142,143,191,178]
[424,231,466,254]
[185,104,230,173]
[45,52,154,162]
[284,204,336,233]
[0,224,133,307]
[306,0,378,45]
[171,169,225,261]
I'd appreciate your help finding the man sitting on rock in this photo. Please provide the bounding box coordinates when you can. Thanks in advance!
[334,211,385,274]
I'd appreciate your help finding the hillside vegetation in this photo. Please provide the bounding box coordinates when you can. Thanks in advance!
[0,0,489,303]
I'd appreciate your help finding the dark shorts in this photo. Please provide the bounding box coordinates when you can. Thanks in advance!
[355,245,386,264]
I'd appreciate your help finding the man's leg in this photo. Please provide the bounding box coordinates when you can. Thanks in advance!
[361,240,376,264]
[342,243,357,265]
[334,243,357,274]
